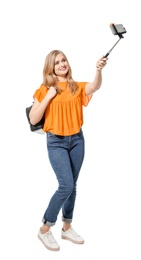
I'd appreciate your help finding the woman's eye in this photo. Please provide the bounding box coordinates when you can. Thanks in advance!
[55,59,66,65]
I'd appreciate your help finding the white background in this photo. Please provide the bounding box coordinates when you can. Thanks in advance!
[0,0,141,259]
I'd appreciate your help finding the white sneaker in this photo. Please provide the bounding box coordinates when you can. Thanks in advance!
[61,227,84,244]
[38,229,60,251]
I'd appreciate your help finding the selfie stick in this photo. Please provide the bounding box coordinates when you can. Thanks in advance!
[104,23,126,58]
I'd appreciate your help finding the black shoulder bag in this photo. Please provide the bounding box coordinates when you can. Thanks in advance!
[25,105,45,134]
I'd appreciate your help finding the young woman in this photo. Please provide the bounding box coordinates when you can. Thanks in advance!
[29,50,108,251]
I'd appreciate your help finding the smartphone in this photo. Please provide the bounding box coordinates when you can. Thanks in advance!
[110,24,127,36]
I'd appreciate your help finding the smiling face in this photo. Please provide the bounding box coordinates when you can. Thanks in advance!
[54,53,69,81]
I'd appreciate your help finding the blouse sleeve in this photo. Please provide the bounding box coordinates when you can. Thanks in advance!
[81,82,93,106]
[33,84,48,102]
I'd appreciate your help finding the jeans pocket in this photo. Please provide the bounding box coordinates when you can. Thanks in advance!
[47,132,56,139]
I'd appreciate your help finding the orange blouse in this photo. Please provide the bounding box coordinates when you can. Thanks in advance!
[33,82,92,136]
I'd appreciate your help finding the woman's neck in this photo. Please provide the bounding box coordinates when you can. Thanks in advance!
[57,76,67,82]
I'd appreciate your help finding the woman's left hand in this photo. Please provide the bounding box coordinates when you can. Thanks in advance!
[96,56,108,71]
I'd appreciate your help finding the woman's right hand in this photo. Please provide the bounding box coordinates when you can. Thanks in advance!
[47,86,57,99]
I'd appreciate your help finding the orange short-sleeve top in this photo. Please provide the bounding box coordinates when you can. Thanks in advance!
[33,82,92,136]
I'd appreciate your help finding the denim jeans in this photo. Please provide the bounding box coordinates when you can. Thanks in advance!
[42,129,85,227]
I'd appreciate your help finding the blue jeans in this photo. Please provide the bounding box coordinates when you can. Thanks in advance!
[42,129,85,226]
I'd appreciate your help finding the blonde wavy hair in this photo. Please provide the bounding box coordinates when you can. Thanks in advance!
[42,50,78,94]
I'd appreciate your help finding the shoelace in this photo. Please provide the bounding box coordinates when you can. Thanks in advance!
[68,227,80,238]
[44,231,57,244]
